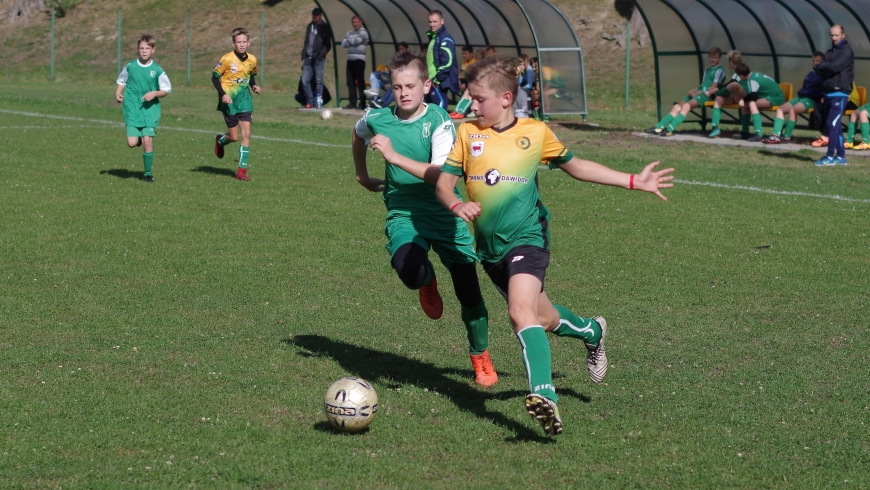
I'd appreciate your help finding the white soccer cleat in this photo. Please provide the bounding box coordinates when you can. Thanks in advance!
[363,88,379,97]
[586,317,608,383]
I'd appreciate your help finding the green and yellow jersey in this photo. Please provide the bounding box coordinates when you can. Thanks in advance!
[213,51,257,115]
[442,118,573,263]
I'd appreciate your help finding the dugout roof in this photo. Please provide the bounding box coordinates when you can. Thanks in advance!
[634,0,870,121]
[315,0,588,116]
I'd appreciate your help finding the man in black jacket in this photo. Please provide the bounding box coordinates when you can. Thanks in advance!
[814,24,854,166]
[301,8,332,108]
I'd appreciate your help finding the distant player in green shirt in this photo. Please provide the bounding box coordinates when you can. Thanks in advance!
[707,50,743,138]
[212,27,261,181]
[735,64,785,142]
[647,47,725,136]
[351,51,498,387]
[437,56,674,436]
[115,34,172,183]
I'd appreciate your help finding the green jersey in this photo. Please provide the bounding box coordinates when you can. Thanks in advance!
[699,65,726,92]
[740,72,783,99]
[116,59,171,128]
[354,104,461,224]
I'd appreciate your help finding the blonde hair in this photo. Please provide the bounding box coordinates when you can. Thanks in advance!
[727,50,742,65]
[466,56,518,101]
[231,27,249,41]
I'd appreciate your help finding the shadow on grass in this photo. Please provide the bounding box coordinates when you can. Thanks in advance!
[287,334,573,442]
[99,168,143,179]
[190,166,236,177]
[558,122,611,132]
[758,150,815,161]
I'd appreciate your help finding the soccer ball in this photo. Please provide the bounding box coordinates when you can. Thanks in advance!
[324,376,378,432]
[321,109,333,120]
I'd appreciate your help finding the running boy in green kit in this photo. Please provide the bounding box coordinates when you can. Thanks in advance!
[352,51,498,386]
[437,56,674,436]
[115,34,172,183]
[212,27,261,181]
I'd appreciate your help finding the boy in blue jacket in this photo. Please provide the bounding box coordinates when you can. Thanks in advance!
[763,52,825,144]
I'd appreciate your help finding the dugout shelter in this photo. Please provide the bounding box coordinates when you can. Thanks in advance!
[314,0,588,117]
[634,0,870,128]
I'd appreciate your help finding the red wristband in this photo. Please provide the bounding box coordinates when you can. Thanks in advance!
[450,202,462,212]
[629,174,635,190]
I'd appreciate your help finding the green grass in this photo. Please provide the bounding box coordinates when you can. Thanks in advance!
[1,81,869,488]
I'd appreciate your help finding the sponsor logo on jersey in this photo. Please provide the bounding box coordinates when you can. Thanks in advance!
[484,169,500,185]
[150,70,156,78]
[472,168,529,186]
[516,136,531,149]
[230,63,238,74]
[469,134,489,139]
[422,122,431,138]
[471,141,484,157]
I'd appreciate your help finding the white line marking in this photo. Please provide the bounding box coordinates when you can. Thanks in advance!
[0,108,350,148]
[675,179,870,204]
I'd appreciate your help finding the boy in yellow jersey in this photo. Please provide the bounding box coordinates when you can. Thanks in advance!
[436,57,674,436]
[212,27,261,181]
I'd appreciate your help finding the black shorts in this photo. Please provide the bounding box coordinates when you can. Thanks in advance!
[223,111,253,128]
[482,245,549,299]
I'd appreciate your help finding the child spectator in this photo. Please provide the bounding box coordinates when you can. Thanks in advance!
[646,47,724,136]
[115,34,172,183]
[763,52,825,144]
[212,27,261,181]
[843,104,870,150]
[436,56,674,436]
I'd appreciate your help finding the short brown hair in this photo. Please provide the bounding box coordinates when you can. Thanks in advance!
[708,47,722,57]
[518,53,530,63]
[727,50,742,64]
[735,63,750,77]
[387,51,429,82]
[137,34,156,48]
[231,27,249,42]
[466,56,518,101]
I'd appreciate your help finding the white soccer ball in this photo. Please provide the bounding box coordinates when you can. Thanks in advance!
[324,376,378,432]
[321,109,333,120]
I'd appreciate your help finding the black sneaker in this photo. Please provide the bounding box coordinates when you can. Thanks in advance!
[762,135,781,144]
[368,99,382,109]
[746,134,763,142]
[644,127,662,135]
[143,175,154,183]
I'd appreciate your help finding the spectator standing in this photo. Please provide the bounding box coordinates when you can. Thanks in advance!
[425,10,459,109]
[814,24,854,166]
[301,8,332,108]
[341,15,369,110]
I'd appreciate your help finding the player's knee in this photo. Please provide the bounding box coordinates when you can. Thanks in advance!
[391,243,430,290]
[449,262,483,308]
[508,303,537,328]
[225,132,239,142]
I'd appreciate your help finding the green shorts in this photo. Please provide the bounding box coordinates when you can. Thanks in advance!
[760,95,786,108]
[786,97,815,111]
[385,216,478,269]
[126,126,156,138]
[682,93,711,105]
[715,81,740,98]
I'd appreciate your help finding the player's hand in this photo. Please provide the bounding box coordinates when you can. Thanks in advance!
[633,161,675,202]
[142,91,156,102]
[369,135,398,164]
[115,92,124,103]
[356,176,385,192]
[222,94,233,104]
[252,85,261,94]
[451,202,481,222]
[738,98,745,108]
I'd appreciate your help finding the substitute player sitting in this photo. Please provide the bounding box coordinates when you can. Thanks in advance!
[436,56,674,436]
[351,51,498,387]
[735,63,785,142]
[646,47,725,136]
[115,34,172,183]
[707,50,743,138]
[843,103,870,150]
[764,52,825,144]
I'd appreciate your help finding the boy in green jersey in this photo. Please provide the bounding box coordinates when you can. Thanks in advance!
[436,56,674,436]
[764,52,825,144]
[646,47,725,136]
[115,34,172,183]
[707,50,743,138]
[736,63,785,142]
[352,51,498,387]
[212,27,261,181]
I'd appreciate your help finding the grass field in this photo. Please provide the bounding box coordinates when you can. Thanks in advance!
[1,81,869,488]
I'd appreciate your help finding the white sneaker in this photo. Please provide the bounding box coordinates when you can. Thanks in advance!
[586,317,608,383]
[316,95,323,109]
[363,88,379,98]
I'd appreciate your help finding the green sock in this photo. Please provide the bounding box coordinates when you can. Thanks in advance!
[461,300,489,355]
[667,113,686,132]
[784,119,797,139]
[218,135,230,146]
[751,113,762,135]
[741,114,750,134]
[143,151,153,177]
[239,145,249,168]
[516,326,556,402]
[847,122,856,143]
[862,122,869,143]
[772,117,784,136]
[552,305,602,348]
[712,107,721,127]
[455,97,471,114]
[656,113,674,129]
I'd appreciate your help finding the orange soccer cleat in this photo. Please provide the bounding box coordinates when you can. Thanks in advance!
[469,350,499,386]
[418,278,443,320]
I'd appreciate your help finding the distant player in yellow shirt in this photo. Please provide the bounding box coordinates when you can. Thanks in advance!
[436,56,674,436]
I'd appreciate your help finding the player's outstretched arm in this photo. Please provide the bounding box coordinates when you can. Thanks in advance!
[352,129,385,192]
[436,172,480,222]
[369,135,442,184]
[558,158,674,201]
